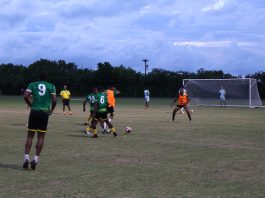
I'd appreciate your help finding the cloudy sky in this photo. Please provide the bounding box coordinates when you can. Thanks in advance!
[1,0,265,75]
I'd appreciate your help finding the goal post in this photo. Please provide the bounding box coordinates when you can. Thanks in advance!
[183,78,263,108]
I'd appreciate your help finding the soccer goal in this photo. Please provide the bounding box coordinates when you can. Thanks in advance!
[183,78,263,108]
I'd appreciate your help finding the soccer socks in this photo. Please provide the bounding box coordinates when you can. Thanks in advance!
[24,154,30,162]
[34,155,39,163]
[93,129,98,135]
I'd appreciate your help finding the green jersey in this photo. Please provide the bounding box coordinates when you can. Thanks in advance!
[26,81,56,112]
[86,93,96,112]
[95,92,108,113]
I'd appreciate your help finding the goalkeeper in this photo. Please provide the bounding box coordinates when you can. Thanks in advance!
[171,87,192,122]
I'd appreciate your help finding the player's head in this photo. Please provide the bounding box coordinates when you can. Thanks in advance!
[179,87,187,96]
[63,85,67,90]
[97,85,104,92]
[39,72,48,81]
[92,87,98,93]
[221,86,224,89]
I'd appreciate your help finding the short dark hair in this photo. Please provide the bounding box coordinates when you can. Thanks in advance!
[39,72,48,81]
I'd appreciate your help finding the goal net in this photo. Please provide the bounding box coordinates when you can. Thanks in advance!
[183,78,263,108]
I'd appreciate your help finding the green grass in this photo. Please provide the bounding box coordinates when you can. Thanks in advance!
[0,96,265,198]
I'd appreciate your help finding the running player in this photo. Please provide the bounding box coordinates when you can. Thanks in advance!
[23,73,57,170]
[171,87,192,122]
[60,85,72,115]
[91,87,117,138]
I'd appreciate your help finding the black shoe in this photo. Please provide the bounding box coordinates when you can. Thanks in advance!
[23,159,29,169]
[92,134,98,138]
[101,130,107,134]
[113,132,117,137]
[30,160,37,170]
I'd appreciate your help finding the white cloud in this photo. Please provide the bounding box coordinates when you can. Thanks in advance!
[202,0,225,12]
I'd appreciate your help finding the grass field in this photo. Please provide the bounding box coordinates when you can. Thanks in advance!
[0,96,265,198]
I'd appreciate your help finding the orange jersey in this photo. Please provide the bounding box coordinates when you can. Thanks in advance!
[178,94,189,105]
[106,89,115,107]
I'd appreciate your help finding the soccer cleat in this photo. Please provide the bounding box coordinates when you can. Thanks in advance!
[69,111,72,115]
[63,112,66,115]
[84,129,91,135]
[23,159,29,169]
[92,134,98,138]
[30,160,37,170]
[113,132,117,137]
[101,129,107,134]
[106,129,111,134]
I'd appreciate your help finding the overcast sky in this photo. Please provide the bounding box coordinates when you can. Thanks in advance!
[1,0,265,75]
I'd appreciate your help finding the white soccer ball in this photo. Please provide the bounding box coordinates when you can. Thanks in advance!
[190,109,194,113]
[125,126,132,133]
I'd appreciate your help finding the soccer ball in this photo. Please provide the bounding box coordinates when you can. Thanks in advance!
[125,126,132,133]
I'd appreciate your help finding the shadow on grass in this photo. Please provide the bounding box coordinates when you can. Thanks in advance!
[10,123,27,126]
[67,134,91,138]
[0,163,24,171]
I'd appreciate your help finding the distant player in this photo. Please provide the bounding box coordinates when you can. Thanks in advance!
[144,88,150,109]
[91,87,117,138]
[171,87,192,122]
[219,86,226,107]
[60,85,72,115]
[23,73,57,170]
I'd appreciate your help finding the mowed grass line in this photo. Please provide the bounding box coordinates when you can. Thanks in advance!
[0,96,265,198]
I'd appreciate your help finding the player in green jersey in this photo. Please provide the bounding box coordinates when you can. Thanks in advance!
[23,73,57,170]
[91,87,117,138]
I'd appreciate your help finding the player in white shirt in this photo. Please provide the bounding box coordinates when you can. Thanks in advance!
[219,86,226,107]
[144,89,150,109]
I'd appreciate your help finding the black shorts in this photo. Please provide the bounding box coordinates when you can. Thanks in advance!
[63,99,70,106]
[177,105,187,108]
[95,112,108,120]
[107,106,114,114]
[28,110,49,132]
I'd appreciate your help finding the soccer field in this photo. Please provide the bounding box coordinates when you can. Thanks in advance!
[0,96,265,198]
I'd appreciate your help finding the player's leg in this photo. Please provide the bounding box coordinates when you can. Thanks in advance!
[23,110,37,169]
[67,100,72,115]
[172,107,180,121]
[30,110,49,170]
[91,115,99,138]
[183,105,192,122]
[105,114,117,137]
[63,99,66,114]
[23,131,35,169]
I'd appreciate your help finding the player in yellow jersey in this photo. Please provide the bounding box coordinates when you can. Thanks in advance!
[60,85,72,115]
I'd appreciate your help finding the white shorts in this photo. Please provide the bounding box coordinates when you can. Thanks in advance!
[145,96,150,102]
[220,96,225,101]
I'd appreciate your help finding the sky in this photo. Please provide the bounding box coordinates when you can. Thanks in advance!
[1,0,265,75]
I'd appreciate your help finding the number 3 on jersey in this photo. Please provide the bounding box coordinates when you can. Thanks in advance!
[38,84,46,96]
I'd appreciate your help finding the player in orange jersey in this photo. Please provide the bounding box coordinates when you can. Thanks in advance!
[171,87,192,122]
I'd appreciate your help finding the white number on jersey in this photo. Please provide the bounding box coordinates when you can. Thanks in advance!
[100,96,105,104]
[38,84,46,96]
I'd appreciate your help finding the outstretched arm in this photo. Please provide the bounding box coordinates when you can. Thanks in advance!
[171,98,177,107]
[83,100,86,112]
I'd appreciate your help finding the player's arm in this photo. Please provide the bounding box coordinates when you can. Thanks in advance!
[83,100,87,112]
[24,90,32,107]
[171,98,177,107]
[49,94,57,115]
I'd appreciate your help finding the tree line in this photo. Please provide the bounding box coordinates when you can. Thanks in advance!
[0,59,264,98]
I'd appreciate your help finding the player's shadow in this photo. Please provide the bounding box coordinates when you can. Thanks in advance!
[0,163,24,171]
[10,123,27,126]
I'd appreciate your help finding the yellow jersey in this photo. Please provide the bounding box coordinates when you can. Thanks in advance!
[60,90,70,99]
